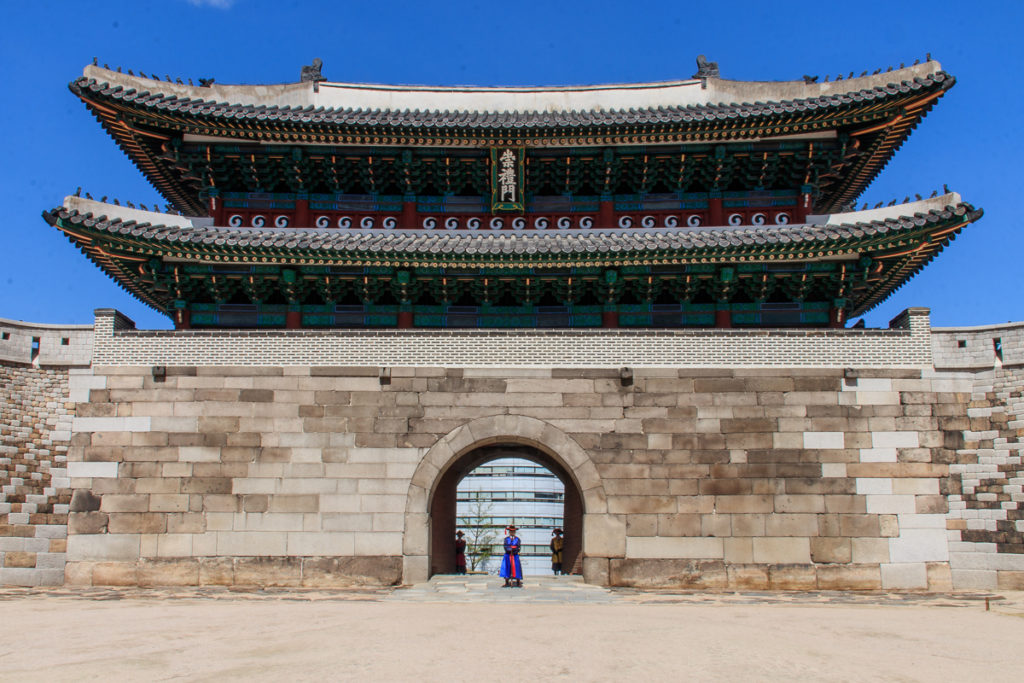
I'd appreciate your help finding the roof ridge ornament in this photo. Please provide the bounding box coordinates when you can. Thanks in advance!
[692,55,719,88]
[301,58,326,88]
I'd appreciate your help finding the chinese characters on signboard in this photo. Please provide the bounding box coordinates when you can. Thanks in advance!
[490,148,524,212]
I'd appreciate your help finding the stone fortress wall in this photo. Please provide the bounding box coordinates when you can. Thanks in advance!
[931,322,1024,590]
[2,309,1023,590]
[0,317,93,586]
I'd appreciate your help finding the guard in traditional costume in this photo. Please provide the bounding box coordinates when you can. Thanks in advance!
[550,528,565,575]
[455,530,467,574]
[500,525,523,587]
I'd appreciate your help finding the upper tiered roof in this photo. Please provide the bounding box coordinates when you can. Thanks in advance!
[71,59,953,215]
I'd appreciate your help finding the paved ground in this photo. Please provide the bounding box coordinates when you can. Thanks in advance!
[0,578,1022,681]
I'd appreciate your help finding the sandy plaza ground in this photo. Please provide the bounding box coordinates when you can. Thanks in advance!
[0,577,1022,681]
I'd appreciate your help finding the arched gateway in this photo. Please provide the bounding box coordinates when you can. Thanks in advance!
[403,415,607,584]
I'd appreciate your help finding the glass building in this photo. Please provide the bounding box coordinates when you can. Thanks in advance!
[456,457,564,576]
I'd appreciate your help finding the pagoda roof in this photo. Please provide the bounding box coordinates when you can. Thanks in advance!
[74,62,948,126]
[71,61,953,214]
[44,194,981,317]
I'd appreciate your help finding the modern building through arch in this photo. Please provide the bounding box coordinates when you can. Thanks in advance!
[429,444,583,578]
[456,455,565,575]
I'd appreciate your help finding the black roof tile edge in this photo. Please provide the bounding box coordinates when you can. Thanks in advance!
[43,202,979,257]
[69,71,952,130]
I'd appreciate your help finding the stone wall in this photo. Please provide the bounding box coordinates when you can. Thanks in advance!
[0,317,93,367]
[932,323,1024,590]
[63,306,961,589]
[0,319,93,586]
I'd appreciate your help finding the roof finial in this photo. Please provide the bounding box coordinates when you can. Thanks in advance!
[301,58,326,83]
[926,52,932,62]
[92,57,98,66]
[74,187,81,197]
[198,77,215,87]
[692,55,719,80]
[943,183,949,194]
[802,75,818,84]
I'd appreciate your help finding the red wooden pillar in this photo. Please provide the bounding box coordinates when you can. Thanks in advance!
[829,305,845,328]
[208,194,225,225]
[174,308,191,330]
[294,195,310,228]
[598,199,615,229]
[708,194,724,226]
[286,308,302,329]
[602,307,619,328]
[715,306,732,328]
[401,200,418,229]
[397,307,414,328]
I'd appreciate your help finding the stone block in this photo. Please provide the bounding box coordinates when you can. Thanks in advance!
[804,432,844,449]
[68,462,119,479]
[626,514,657,537]
[67,534,140,562]
[149,495,190,513]
[582,556,610,586]
[610,558,728,589]
[839,514,880,537]
[926,563,953,591]
[657,514,701,537]
[889,529,949,563]
[774,495,825,513]
[69,490,102,512]
[402,554,429,585]
[880,562,928,589]
[199,557,235,585]
[768,564,817,590]
[216,531,287,557]
[92,561,138,586]
[302,556,402,587]
[108,513,167,534]
[701,514,731,537]
[817,564,881,590]
[286,532,355,556]
[951,569,997,590]
[138,559,200,586]
[851,538,890,564]
[233,557,302,586]
[583,514,626,558]
[752,537,811,564]
[728,564,770,590]
[69,511,109,534]
[715,495,773,514]
[765,518,819,540]
[64,561,94,586]
[723,538,753,563]
[627,536,724,559]
[996,570,1024,591]
[353,532,403,556]
[4,551,36,568]
[811,538,851,564]
[866,495,916,515]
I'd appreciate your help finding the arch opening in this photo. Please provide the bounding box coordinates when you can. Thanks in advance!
[430,444,584,577]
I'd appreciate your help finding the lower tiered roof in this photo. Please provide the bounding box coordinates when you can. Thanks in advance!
[44,194,981,323]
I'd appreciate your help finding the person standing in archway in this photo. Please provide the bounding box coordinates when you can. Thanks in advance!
[455,530,467,575]
[500,525,523,588]
[550,528,565,575]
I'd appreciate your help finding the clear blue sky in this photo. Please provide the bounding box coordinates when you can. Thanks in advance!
[2,0,1020,330]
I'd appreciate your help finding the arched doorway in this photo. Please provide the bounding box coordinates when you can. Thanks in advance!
[430,444,583,576]
[402,414,609,585]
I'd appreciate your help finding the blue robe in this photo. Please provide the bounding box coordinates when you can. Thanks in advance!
[500,535,523,580]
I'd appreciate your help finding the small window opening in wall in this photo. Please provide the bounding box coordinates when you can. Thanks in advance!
[31,336,40,360]
[994,337,1003,361]
[1,331,9,340]
[957,340,967,348]
[61,337,69,346]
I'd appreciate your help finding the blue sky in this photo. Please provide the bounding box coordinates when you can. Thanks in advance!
[2,0,1021,329]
